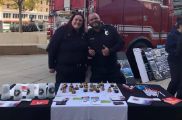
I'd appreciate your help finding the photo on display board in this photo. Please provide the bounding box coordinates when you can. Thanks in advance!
[144,49,154,61]
[117,60,134,78]
[143,48,171,80]
[149,61,158,71]
[153,49,161,57]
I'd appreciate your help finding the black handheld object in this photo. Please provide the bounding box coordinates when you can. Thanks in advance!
[113,101,124,105]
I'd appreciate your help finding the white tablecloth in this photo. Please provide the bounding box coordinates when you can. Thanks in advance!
[51,101,127,120]
[51,83,128,120]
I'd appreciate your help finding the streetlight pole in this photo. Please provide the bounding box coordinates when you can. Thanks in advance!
[84,0,87,19]
[84,0,88,31]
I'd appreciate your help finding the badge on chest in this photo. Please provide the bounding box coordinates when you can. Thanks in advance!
[105,30,109,36]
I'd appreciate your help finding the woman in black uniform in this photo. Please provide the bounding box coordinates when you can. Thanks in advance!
[48,13,87,89]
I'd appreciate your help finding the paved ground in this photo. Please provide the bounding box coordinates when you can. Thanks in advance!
[0,54,170,90]
[0,54,55,85]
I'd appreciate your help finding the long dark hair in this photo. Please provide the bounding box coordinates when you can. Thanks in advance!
[66,12,85,33]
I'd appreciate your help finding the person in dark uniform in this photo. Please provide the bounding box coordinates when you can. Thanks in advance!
[165,17,182,98]
[87,13,125,83]
[47,13,88,89]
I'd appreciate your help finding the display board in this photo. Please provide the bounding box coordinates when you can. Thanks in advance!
[117,52,135,84]
[144,48,170,80]
[117,60,134,79]
[133,47,170,82]
[133,48,150,83]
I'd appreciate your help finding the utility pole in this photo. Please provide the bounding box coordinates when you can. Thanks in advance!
[84,0,88,31]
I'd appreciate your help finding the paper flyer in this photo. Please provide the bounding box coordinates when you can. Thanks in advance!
[127,96,160,105]
[30,100,49,105]
[162,97,182,105]
[0,101,20,107]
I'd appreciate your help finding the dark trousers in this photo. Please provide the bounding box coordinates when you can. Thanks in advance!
[55,65,86,92]
[90,65,126,84]
[167,58,182,98]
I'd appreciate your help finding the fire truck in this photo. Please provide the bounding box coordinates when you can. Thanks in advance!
[47,0,182,78]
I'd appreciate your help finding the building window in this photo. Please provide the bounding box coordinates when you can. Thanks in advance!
[13,14,17,18]
[13,14,15,18]
[41,0,43,4]
[44,15,48,19]
[46,8,48,12]
[21,14,27,19]
[13,14,23,18]
[3,13,11,18]
[29,15,37,20]
[38,15,43,19]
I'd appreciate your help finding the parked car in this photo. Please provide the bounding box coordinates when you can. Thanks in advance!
[10,22,43,32]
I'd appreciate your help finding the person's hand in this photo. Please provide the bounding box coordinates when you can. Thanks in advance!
[102,45,110,56]
[88,47,95,56]
[49,69,55,73]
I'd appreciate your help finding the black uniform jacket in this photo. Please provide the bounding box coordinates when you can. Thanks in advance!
[87,24,124,68]
[48,25,88,71]
[165,28,182,61]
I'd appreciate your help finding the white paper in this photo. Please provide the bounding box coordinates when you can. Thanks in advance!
[0,101,20,107]
[127,96,160,105]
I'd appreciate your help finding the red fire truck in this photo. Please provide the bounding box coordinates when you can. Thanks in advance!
[47,0,182,78]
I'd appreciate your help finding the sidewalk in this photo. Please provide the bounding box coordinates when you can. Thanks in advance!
[0,54,55,85]
[0,54,170,89]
